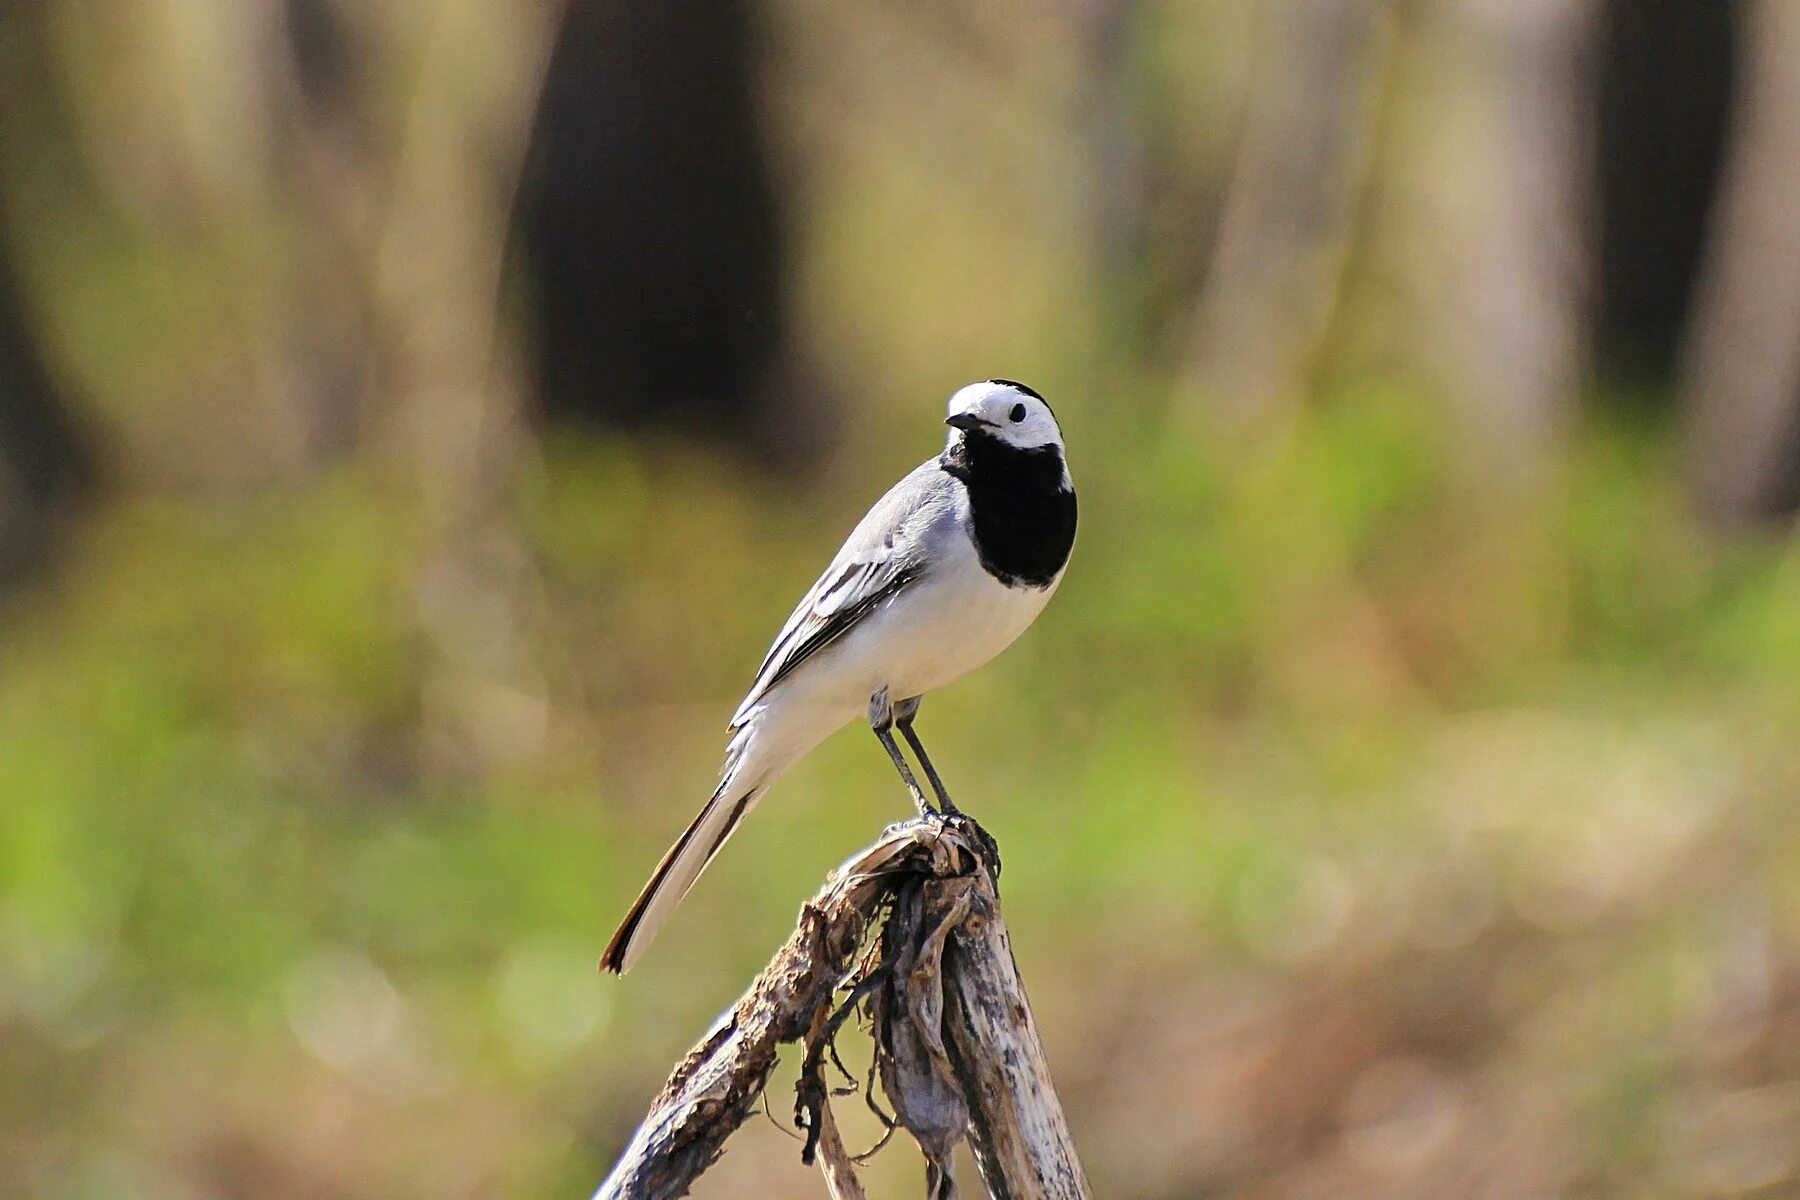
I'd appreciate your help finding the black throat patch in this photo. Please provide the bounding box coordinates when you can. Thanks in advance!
[940,431,1077,588]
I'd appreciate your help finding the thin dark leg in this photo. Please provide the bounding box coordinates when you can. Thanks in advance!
[869,688,934,817]
[875,727,935,818]
[894,697,959,816]
[894,697,997,873]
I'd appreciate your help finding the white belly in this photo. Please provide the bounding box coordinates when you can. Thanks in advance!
[854,561,1056,702]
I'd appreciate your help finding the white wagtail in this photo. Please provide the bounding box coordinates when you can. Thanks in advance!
[600,380,1076,973]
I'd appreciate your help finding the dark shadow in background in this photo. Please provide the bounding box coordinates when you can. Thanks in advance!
[509,0,807,464]
[0,249,91,583]
[0,4,92,585]
[1593,0,1737,397]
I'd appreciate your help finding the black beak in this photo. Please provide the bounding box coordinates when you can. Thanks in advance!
[946,413,996,432]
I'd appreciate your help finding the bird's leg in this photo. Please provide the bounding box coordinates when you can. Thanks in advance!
[894,696,1000,874]
[869,687,935,818]
[893,696,960,816]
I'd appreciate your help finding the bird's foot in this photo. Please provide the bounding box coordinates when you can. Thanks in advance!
[922,807,1001,880]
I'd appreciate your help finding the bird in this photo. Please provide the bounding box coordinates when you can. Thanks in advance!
[600,380,1077,974]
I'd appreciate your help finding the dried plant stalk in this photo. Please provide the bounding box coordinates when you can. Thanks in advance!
[591,817,1090,1200]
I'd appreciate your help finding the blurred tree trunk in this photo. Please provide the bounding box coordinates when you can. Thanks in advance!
[1075,0,1148,291]
[0,246,89,582]
[1187,0,1397,431]
[1417,0,1598,482]
[1592,0,1737,394]
[0,2,90,580]
[1189,0,1598,487]
[368,1,564,777]
[1679,0,1800,527]
[511,0,811,466]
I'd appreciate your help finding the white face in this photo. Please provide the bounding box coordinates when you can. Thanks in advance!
[944,380,1064,452]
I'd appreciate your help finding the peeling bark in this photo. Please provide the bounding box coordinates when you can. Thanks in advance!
[592,818,1089,1200]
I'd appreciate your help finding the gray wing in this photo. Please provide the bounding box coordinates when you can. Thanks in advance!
[730,460,956,726]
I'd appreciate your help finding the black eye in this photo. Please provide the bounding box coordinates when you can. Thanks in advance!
[1009,403,1027,423]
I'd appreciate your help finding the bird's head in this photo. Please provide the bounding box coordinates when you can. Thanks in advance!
[944,379,1064,454]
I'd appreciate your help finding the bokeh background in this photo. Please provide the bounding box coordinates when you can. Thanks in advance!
[6,1,1800,1197]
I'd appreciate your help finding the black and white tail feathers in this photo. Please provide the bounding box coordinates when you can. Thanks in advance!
[599,734,760,974]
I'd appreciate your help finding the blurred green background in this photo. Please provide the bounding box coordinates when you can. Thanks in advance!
[7,1,1800,1197]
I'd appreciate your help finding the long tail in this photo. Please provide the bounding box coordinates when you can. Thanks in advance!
[600,739,762,974]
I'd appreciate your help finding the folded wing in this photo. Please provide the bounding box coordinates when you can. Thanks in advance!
[729,461,952,727]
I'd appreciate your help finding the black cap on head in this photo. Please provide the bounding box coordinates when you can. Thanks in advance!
[986,378,1044,402]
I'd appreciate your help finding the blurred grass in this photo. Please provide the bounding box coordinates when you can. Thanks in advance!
[7,381,1800,1194]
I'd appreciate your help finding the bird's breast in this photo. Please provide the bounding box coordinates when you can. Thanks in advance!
[939,438,1077,588]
